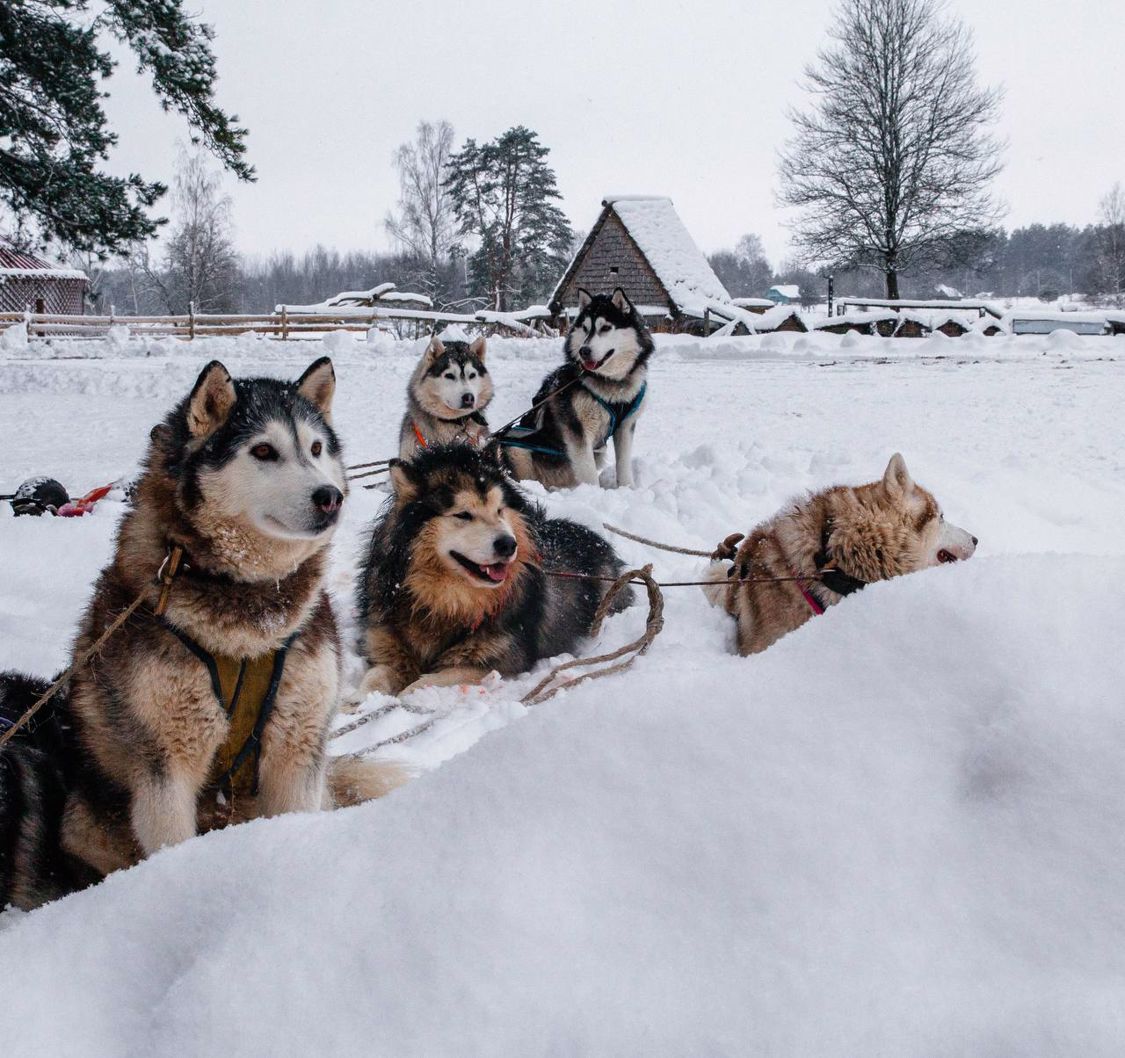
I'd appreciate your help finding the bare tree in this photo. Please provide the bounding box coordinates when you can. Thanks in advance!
[1091,183,1125,305]
[155,148,239,313]
[779,0,1003,298]
[384,120,457,301]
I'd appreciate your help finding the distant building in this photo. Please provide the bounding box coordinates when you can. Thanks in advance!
[277,282,432,314]
[767,284,800,305]
[0,243,87,314]
[550,196,739,332]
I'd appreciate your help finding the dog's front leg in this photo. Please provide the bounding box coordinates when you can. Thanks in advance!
[257,745,327,816]
[613,419,638,488]
[131,772,198,855]
[566,435,600,487]
[402,666,494,695]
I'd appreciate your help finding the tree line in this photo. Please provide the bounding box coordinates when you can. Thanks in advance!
[4,0,1123,315]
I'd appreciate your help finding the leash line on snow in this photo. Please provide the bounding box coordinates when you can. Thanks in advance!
[601,522,717,558]
[0,546,184,751]
[336,565,664,754]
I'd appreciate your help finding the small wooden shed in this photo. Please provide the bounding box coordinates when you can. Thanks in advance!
[550,196,733,332]
[0,243,87,314]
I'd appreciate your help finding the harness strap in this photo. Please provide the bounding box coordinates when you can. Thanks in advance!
[160,620,299,797]
[412,422,428,450]
[790,570,827,617]
[582,382,647,445]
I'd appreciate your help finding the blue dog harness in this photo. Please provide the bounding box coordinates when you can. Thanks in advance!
[498,381,646,458]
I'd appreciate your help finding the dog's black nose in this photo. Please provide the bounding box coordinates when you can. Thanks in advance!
[493,534,517,559]
[312,485,343,514]
[461,392,475,408]
[971,535,978,546]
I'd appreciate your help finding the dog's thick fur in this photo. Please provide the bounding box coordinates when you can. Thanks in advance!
[503,288,652,489]
[399,335,493,459]
[0,358,400,911]
[705,454,977,655]
[356,444,630,697]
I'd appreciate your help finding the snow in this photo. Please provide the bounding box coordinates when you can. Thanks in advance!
[2,332,1125,1055]
[277,282,433,313]
[0,267,88,281]
[604,196,732,313]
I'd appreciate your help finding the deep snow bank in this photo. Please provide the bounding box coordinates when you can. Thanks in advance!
[2,556,1124,1057]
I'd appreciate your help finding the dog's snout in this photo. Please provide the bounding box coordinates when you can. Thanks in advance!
[579,345,592,358]
[493,534,517,559]
[312,485,343,514]
[461,392,475,408]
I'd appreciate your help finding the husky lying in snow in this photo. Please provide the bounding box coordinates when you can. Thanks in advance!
[355,444,630,698]
[500,288,652,489]
[705,454,978,655]
[0,358,401,911]
[399,334,493,459]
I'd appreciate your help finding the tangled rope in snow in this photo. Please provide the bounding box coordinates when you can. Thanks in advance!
[334,566,663,755]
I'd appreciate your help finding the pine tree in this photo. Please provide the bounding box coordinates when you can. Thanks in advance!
[0,0,253,256]
[444,127,573,311]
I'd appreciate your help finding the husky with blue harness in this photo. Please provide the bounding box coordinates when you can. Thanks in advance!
[498,288,653,489]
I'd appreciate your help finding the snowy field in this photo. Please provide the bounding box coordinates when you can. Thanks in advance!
[1,328,1125,1055]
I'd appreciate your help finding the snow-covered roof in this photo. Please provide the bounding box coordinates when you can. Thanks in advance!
[731,297,775,309]
[769,284,800,300]
[751,305,806,332]
[0,244,86,281]
[601,196,731,314]
[810,310,898,330]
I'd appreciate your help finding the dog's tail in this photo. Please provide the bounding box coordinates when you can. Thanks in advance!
[327,754,411,808]
[1,672,78,911]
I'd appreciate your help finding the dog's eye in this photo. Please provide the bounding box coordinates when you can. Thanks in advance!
[250,443,279,462]
[453,511,473,521]
[310,440,322,458]
[444,373,456,380]
[599,324,611,334]
[467,372,476,380]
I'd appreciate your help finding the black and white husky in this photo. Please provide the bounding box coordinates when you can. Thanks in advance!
[500,288,653,489]
[399,334,494,459]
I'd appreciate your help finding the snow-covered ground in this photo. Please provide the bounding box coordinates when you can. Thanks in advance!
[2,330,1124,1055]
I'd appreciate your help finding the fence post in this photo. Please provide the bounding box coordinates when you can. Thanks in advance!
[189,300,196,341]
[281,307,289,341]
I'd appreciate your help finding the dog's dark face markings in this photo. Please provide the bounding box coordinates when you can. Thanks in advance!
[420,335,492,415]
[383,446,532,596]
[163,357,347,541]
[565,288,653,381]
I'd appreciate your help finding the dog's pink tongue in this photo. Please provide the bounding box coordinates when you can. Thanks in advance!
[484,563,509,582]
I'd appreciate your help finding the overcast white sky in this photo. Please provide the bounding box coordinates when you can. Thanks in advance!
[100,0,1125,267]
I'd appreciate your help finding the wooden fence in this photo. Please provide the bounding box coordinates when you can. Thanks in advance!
[0,306,559,341]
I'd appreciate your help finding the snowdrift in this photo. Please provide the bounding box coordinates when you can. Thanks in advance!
[3,556,1124,1057]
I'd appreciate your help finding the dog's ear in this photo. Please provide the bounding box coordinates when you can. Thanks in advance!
[611,287,633,314]
[882,452,914,496]
[424,335,445,362]
[388,459,420,503]
[469,335,486,361]
[296,357,336,421]
[576,288,592,310]
[187,361,236,439]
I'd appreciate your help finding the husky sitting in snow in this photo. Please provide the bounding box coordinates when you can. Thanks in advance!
[355,444,630,699]
[705,454,978,655]
[499,288,652,489]
[0,358,401,911]
[399,334,493,459]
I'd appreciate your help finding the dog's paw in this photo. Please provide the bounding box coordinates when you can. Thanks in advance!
[354,665,404,701]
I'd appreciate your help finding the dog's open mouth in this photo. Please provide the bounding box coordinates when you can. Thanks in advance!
[937,549,958,564]
[582,351,613,371]
[450,551,512,584]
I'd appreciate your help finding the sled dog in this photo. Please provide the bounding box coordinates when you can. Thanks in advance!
[0,358,400,911]
[501,288,652,489]
[704,453,977,655]
[399,334,493,459]
[356,444,631,698]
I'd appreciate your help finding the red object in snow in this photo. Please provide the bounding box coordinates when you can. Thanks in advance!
[57,483,114,517]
